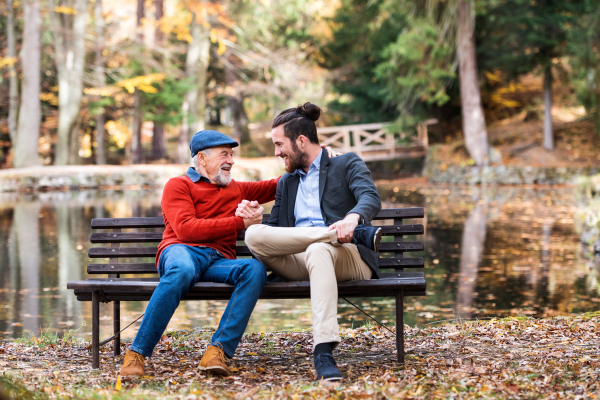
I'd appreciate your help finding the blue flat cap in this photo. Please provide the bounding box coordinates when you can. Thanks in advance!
[189,130,239,156]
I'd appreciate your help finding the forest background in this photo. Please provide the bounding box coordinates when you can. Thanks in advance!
[0,0,599,169]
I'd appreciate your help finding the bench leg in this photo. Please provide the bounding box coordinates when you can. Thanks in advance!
[92,291,100,369]
[113,301,121,356]
[395,291,404,364]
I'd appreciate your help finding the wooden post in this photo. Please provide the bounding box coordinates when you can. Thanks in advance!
[110,228,121,356]
[92,291,100,369]
[395,214,404,364]
[396,290,404,364]
[352,129,362,157]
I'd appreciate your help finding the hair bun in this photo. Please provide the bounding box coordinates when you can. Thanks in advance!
[296,102,321,122]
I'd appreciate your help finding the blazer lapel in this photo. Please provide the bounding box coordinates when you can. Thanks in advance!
[287,173,299,227]
[318,148,329,207]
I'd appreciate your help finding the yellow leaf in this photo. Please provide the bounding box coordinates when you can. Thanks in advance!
[246,352,258,356]
[0,57,17,68]
[54,5,78,15]
[116,375,121,391]
[217,41,227,55]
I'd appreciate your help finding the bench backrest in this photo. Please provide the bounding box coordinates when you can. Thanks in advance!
[88,208,424,277]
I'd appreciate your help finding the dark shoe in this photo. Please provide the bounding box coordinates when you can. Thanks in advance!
[314,353,343,381]
[353,225,382,252]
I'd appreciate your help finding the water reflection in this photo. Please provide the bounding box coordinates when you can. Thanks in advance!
[455,199,487,320]
[0,183,599,341]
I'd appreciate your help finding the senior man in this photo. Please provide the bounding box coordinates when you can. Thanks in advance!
[119,130,276,377]
[243,103,382,381]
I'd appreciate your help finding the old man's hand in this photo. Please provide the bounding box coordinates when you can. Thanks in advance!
[235,200,264,228]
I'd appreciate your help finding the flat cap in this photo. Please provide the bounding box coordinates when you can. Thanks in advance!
[190,130,239,156]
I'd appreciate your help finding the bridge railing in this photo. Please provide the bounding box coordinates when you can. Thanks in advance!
[316,119,437,162]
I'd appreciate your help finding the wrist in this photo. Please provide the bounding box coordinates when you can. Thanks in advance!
[344,213,361,224]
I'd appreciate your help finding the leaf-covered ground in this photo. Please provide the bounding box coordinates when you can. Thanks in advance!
[1,314,600,399]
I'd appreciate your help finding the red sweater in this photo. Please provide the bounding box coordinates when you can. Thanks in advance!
[157,175,278,265]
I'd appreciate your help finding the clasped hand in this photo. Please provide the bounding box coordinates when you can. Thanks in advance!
[235,200,264,228]
[328,213,360,243]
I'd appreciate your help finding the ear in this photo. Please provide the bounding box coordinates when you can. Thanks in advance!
[297,135,306,149]
[198,152,207,166]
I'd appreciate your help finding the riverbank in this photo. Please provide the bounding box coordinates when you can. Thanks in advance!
[1,314,599,399]
[0,159,284,192]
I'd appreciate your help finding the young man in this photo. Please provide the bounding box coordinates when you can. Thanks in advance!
[243,103,382,381]
[119,130,275,377]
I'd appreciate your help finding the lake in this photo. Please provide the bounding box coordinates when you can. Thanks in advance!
[1,181,598,341]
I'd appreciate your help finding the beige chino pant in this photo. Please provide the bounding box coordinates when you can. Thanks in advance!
[244,224,372,348]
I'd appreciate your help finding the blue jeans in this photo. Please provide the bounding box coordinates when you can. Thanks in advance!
[130,244,267,359]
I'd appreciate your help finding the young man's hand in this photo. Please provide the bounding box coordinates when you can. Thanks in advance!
[328,213,360,243]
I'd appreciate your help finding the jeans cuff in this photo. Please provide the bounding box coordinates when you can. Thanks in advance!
[130,344,153,359]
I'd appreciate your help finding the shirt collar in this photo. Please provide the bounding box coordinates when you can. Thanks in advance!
[186,167,211,183]
[294,150,322,176]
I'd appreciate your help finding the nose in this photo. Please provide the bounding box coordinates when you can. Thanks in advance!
[275,147,282,157]
[227,154,234,165]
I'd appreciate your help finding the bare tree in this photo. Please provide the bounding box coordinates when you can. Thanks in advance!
[7,0,19,147]
[131,0,144,164]
[457,0,489,167]
[177,12,210,163]
[14,0,41,168]
[52,0,88,165]
[94,0,107,164]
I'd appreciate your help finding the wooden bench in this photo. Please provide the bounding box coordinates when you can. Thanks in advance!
[67,207,426,369]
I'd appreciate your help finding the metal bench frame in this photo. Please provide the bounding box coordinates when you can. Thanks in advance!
[67,207,426,368]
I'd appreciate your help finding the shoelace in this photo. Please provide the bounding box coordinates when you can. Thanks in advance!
[314,353,337,369]
[125,352,144,367]
[213,342,228,365]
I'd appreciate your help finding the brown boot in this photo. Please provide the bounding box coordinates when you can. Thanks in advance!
[199,344,230,377]
[119,349,145,377]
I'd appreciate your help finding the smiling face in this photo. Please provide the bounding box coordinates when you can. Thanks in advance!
[197,145,235,187]
[271,125,308,173]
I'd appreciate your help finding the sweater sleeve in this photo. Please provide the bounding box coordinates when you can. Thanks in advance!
[237,177,279,204]
[161,178,245,243]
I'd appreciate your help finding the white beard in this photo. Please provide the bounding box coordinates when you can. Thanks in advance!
[214,165,232,187]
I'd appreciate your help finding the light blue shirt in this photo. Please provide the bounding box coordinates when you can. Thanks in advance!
[294,151,326,227]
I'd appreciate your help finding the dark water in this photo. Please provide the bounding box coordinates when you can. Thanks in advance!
[1,183,598,341]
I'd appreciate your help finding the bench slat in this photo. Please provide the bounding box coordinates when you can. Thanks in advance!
[381,224,423,235]
[68,275,426,294]
[90,208,425,229]
[89,246,254,258]
[378,257,424,267]
[88,263,157,274]
[91,232,163,243]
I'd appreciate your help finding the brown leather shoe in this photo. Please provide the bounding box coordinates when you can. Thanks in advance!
[199,343,230,377]
[119,349,145,377]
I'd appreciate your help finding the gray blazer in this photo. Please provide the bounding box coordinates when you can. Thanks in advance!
[267,149,382,278]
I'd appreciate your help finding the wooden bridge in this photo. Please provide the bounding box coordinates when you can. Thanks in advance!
[316,120,436,162]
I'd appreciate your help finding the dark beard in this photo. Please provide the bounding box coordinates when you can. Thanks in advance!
[284,142,309,173]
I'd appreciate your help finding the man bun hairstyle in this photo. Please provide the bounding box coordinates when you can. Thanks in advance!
[272,102,321,145]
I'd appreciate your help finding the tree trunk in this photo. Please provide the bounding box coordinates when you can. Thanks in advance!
[177,101,190,164]
[14,0,41,168]
[94,0,107,164]
[7,0,19,146]
[178,13,210,163]
[151,0,167,160]
[225,51,251,145]
[543,65,554,150]
[228,91,251,144]
[53,0,88,165]
[131,0,144,164]
[131,89,143,163]
[457,0,489,167]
